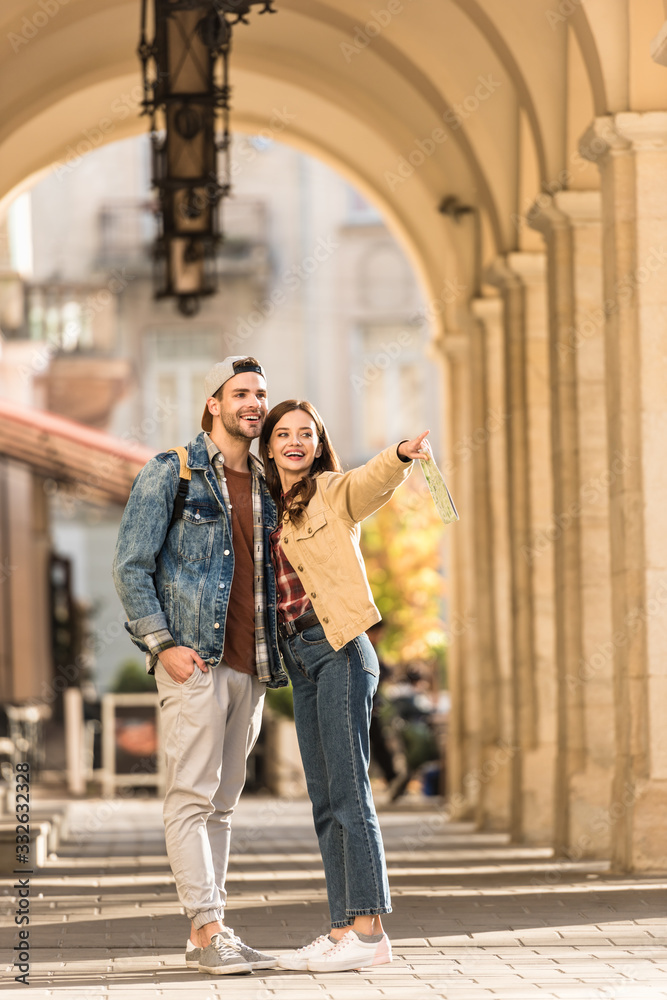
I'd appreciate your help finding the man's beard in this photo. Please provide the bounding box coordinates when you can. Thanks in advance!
[220,409,263,440]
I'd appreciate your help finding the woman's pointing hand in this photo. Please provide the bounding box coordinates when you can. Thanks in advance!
[398,431,433,461]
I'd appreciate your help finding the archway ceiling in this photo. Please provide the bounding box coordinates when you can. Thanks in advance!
[0,0,604,306]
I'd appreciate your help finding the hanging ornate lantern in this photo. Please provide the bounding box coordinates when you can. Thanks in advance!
[138,0,276,316]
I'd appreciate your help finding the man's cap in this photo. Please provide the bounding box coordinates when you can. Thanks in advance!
[201,356,266,431]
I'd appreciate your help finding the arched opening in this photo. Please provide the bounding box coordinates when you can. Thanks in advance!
[1,128,448,716]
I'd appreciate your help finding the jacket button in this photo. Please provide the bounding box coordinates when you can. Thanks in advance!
[208,658,215,664]
[310,592,316,599]
[195,513,201,520]
[323,617,329,624]
[224,549,230,556]
[284,538,288,544]
[298,565,304,572]
[307,527,312,533]
[219,583,225,589]
[214,623,220,629]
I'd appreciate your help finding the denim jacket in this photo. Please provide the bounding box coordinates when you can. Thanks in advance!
[112,432,288,688]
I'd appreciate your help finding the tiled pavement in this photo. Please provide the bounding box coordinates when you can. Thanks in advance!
[2,792,667,998]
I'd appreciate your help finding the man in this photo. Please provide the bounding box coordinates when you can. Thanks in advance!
[113,356,287,976]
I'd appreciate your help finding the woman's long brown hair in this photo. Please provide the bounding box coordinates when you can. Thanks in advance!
[259,400,342,523]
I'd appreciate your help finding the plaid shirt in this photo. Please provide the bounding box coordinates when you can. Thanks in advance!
[270,523,312,622]
[143,434,270,680]
[143,627,175,664]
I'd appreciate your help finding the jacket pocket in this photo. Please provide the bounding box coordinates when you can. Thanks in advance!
[295,509,335,563]
[179,502,220,563]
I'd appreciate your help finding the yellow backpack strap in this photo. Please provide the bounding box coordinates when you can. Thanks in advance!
[167,447,191,529]
[167,446,192,481]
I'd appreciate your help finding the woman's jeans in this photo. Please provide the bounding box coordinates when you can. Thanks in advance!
[279,623,392,927]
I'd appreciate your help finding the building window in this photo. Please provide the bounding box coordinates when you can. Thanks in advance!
[26,284,100,351]
[144,329,221,448]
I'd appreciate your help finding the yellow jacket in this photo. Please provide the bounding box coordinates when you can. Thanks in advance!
[280,445,413,650]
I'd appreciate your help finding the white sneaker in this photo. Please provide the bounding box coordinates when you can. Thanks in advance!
[277,934,335,971]
[307,929,393,972]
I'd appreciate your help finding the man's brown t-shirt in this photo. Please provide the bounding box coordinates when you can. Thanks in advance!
[222,465,257,675]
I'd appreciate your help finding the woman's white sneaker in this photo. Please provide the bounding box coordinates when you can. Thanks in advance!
[277,934,336,971]
[307,929,392,972]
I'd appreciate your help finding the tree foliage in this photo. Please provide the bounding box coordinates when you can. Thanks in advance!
[109,658,157,693]
[361,476,448,681]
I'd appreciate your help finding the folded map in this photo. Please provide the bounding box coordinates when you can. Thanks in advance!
[419,458,459,524]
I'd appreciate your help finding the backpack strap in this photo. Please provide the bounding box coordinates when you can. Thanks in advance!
[167,447,191,529]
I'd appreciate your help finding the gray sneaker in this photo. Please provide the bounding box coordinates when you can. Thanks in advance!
[197,933,253,975]
[218,925,278,970]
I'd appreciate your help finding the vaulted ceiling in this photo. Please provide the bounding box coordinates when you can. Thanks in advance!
[0,0,663,336]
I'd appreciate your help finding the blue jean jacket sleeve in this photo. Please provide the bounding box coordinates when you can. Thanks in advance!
[112,454,178,652]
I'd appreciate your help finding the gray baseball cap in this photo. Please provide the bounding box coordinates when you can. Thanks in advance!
[201,356,266,431]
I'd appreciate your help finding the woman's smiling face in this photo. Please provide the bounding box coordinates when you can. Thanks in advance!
[267,408,323,488]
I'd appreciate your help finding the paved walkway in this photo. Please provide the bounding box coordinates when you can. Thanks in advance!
[2,791,667,998]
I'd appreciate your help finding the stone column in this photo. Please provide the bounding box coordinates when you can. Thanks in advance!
[487,260,531,842]
[467,307,500,829]
[509,253,558,846]
[470,296,513,831]
[529,191,615,860]
[488,253,556,845]
[527,201,585,857]
[442,331,481,820]
[0,343,53,704]
[581,113,667,871]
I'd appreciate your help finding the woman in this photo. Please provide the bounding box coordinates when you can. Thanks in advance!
[259,399,432,973]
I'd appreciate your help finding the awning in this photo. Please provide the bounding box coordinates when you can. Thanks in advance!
[0,397,155,506]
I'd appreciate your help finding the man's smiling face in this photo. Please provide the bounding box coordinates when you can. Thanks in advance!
[215,372,268,441]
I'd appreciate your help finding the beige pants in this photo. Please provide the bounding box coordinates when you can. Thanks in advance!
[155,661,264,928]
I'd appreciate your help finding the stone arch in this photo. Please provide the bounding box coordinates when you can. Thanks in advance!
[570,6,609,114]
[0,63,460,342]
[449,0,549,184]
[0,0,622,336]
